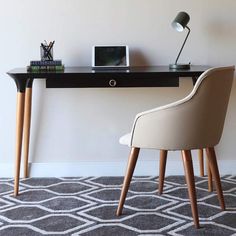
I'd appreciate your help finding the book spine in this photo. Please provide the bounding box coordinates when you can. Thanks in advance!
[30,60,62,66]
[27,65,64,72]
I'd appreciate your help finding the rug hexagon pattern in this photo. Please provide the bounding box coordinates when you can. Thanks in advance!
[0,175,236,235]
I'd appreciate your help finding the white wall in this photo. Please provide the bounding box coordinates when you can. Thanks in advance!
[0,0,236,176]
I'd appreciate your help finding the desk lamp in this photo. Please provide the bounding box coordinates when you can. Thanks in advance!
[169,11,191,70]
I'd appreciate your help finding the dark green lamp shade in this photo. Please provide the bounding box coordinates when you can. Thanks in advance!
[171,12,190,32]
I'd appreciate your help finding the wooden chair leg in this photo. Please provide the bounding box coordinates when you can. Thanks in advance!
[198,149,204,177]
[159,150,167,195]
[23,87,32,178]
[206,150,213,192]
[206,147,225,210]
[14,92,25,196]
[199,148,213,192]
[116,147,140,216]
[182,150,200,229]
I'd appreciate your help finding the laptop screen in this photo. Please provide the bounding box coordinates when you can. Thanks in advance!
[92,46,129,68]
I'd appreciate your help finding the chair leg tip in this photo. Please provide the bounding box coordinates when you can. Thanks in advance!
[194,221,200,229]
[116,212,121,216]
[116,209,122,216]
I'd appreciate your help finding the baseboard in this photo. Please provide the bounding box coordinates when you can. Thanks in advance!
[0,160,236,177]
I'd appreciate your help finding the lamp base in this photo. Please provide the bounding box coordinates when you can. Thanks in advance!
[169,63,190,70]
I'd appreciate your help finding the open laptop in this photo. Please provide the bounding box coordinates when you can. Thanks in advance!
[92,45,129,70]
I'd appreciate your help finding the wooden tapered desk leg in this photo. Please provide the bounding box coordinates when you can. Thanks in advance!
[14,92,25,196]
[23,88,32,178]
[198,149,204,177]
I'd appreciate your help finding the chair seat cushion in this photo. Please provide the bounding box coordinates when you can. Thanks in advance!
[119,133,131,146]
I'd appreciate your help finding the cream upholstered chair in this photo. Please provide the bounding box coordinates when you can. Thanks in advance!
[116,66,235,228]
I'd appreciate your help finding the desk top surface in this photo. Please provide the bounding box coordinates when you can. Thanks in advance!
[8,65,210,77]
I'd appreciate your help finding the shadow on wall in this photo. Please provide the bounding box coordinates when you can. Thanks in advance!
[203,14,236,66]
[29,80,47,165]
[205,19,236,44]
[129,48,152,66]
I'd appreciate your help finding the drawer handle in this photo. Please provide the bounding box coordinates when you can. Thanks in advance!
[109,79,117,87]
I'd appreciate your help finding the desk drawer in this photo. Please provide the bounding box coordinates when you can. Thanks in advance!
[46,77,179,88]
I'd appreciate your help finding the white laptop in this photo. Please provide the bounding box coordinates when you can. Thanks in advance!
[92,45,129,69]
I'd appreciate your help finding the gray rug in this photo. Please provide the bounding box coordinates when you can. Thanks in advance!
[0,175,236,235]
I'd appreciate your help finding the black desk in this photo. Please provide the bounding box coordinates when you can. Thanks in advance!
[7,65,209,196]
[8,65,209,91]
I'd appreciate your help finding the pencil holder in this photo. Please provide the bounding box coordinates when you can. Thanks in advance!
[40,44,53,61]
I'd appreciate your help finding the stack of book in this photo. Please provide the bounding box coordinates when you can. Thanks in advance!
[27,60,64,72]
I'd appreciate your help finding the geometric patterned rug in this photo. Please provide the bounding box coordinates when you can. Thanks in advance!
[0,175,236,236]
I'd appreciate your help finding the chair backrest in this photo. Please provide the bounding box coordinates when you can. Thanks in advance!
[131,66,235,150]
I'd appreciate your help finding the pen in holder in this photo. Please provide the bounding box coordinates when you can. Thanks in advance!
[40,41,55,61]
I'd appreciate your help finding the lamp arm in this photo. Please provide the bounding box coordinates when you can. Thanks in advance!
[175,26,191,64]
